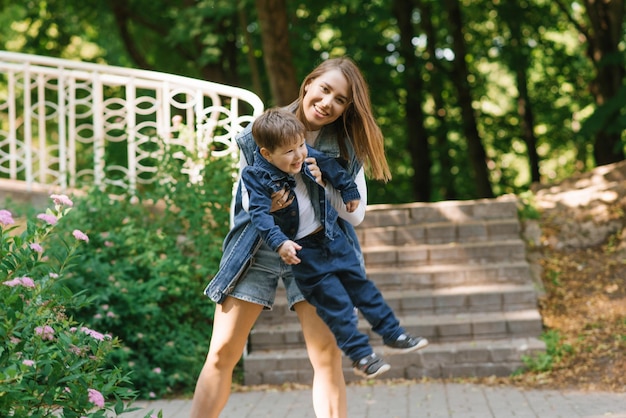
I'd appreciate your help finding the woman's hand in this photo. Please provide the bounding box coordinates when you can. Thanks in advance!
[270,187,294,212]
[306,157,326,187]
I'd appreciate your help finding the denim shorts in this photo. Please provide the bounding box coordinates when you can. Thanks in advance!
[228,242,305,310]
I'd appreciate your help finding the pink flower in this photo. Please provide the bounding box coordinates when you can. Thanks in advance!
[69,345,83,355]
[50,194,73,207]
[3,278,21,287]
[72,229,89,242]
[30,243,44,253]
[37,213,58,225]
[49,272,59,278]
[3,276,35,289]
[22,359,35,367]
[35,325,55,340]
[19,277,35,288]
[153,367,162,374]
[87,388,105,408]
[80,326,106,341]
[0,209,15,226]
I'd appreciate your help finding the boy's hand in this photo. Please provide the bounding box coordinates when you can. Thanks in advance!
[306,157,326,187]
[345,200,360,213]
[278,240,302,265]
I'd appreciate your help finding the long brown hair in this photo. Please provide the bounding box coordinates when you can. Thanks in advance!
[295,57,391,182]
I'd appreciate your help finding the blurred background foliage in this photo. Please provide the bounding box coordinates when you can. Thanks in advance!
[1,0,624,203]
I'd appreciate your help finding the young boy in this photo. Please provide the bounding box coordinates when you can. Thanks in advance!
[241,108,428,378]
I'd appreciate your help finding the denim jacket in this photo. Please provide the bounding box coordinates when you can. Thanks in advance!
[242,145,361,252]
[204,105,364,304]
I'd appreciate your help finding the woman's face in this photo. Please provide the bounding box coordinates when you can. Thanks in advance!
[302,68,351,131]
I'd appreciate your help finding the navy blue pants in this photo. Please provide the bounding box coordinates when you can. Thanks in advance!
[293,224,405,362]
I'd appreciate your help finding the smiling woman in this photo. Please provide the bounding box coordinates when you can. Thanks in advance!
[191,56,391,418]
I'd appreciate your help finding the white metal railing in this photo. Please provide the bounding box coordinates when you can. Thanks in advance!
[0,51,264,194]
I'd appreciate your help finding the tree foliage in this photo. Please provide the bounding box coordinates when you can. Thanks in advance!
[0,0,624,203]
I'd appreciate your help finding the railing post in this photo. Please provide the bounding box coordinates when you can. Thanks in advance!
[92,72,105,189]
[23,64,33,190]
[36,72,47,184]
[67,77,77,190]
[57,68,68,190]
[126,80,137,195]
[7,71,17,181]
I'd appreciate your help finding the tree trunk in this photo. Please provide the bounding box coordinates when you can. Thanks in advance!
[443,0,493,198]
[504,3,540,183]
[392,0,431,202]
[109,0,152,70]
[418,0,457,200]
[255,0,299,106]
[238,1,264,101]
[584,0,625,165]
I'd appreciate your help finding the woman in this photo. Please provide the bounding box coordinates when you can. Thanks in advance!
[190,57,391,418]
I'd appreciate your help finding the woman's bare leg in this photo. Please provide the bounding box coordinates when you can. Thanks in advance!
[190,297,264,418]
[294,301,348,418]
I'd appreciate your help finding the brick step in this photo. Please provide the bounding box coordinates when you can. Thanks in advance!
[359,195,518,229]
[258,283,539,326]
[243,337,546,385]
[357,218,520,247]
[249,309,543,351]
[363,239,527,267]
[365,261,533,290]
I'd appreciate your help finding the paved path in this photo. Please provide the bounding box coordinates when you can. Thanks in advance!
[118,380,626,418]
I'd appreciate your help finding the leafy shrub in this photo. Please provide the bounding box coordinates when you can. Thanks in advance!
[521,329,573,372]
[59,127,236,398]
[0,196,138,417]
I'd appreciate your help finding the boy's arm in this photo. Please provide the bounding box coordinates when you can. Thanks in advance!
[308,146,360,203]
[241,168,291,251]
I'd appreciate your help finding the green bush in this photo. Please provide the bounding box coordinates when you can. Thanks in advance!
[59,131,236,398]
[521,329,573,373]
[0,196,138,417]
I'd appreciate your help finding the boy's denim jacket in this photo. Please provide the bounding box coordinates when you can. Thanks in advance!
[204,106,364,304]
[241,144,361,252]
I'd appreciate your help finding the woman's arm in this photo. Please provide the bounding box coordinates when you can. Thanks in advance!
[325,167,366,226]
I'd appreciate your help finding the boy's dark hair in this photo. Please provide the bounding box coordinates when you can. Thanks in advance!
[252,107,306,152]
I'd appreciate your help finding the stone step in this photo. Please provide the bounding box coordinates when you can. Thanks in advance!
[249,309,543,351]
[241,195,544,387]
[257,283,539,326]
[363,239,527,267]
[243,337,546,385]
[357,218,521,246]
[359,195,519,229]
[365,261,533,290]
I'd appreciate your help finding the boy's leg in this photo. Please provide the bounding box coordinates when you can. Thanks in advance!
[293,244,372,363]
[326,231,405,341]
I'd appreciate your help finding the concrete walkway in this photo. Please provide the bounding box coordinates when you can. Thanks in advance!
[118,380,626,418]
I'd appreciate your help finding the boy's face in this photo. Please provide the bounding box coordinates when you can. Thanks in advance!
[261,135,308,175]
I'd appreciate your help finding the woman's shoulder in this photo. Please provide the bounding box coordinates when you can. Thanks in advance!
[236,123,256,164]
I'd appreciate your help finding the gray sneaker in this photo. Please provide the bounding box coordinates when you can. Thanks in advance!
[384,334,429,354]
[352,353,390,379]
